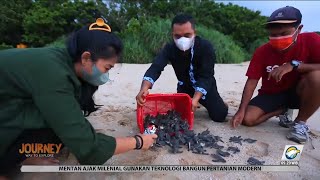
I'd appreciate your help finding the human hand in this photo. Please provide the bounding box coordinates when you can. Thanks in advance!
[231,110,245,128]
[140,134,158,150]
[268,63,293,82]
[191,98,199,112]
[136,90,149,106]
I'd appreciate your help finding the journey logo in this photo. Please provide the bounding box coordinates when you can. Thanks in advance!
[19,143,62,157]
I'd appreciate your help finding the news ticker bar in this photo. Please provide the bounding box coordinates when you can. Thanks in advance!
[21,165,299,172]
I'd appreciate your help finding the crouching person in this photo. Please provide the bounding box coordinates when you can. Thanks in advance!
[0,19,157,179]
[231,6,320,144]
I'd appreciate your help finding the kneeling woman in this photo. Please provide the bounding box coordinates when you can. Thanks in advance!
[0,19,156,176]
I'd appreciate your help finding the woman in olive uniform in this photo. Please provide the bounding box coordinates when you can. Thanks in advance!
[0,19,157,177]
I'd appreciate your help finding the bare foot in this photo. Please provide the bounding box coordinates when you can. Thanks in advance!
[21,157,59,165]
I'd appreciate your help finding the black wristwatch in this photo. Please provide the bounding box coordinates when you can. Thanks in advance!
[133,135,143,150]
[290,60,301,70]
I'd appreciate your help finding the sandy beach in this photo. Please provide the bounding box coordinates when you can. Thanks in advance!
[20,62,320,180]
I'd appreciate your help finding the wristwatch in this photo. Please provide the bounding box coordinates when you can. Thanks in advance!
[290,60,301,70]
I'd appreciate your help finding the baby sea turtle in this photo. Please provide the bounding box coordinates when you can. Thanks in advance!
[198,135,214,144]
[156,129,166,139]
[174,123,180,132]
[214,136,224,143]
[192,146,209,155]
[144,110,232,159]
[211,154,226,163]
[175,131,187,144]
[180,121,189,131]
[165,140,172,147]
[170,138,183,154]
[227,146,240,154]
[184,129,196,138]
[243,138,257,143]
[229,136,243,145]
[216,149,230,157]
[192,136,200,144]
[211,143,224,150]
[200,128,210,136]
[204,141,215,148]
[155,140,166,147]
[164,133,171,141]
[247,157,265,165]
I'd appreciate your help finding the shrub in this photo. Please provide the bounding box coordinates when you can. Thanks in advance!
[0,43,13,50]
[140,18,171,55]
[196,25,249,63]
[121,35,153,64]
[50,18,249,64]
[120,18,171,63]
[248,38,268,55]
[121,18,248,64]
[46,36,66,48]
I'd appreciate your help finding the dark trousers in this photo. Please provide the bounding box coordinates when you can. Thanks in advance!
[178,81,228,122]
[0,129,63,176]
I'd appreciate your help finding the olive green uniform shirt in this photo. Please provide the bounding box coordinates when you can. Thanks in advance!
[0,47,116,164]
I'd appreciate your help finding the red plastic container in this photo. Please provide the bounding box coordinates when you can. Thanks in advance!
[137,93,194,134]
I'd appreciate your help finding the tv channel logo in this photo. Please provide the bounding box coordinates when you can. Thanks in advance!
[281,145,304,161]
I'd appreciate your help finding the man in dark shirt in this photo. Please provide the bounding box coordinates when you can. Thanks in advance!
[136,14,228,122]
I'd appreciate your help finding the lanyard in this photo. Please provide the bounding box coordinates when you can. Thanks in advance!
[189,44,196,85]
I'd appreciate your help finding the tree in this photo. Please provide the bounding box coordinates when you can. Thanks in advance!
[22,0,103,47]
[0,0,33,46]
[190,1,268,51]
[105,0,268,51]
[104,0,195,32]
[8,0,269,52]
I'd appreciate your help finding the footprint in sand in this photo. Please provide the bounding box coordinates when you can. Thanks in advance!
[179,158,189,165]
[118,119,131,126]
[246,142,269,157]
[105,106,121,112]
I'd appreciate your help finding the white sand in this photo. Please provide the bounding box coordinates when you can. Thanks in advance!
[20,63,320,180]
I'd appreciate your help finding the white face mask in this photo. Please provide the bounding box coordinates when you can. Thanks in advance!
[174,36,195,51]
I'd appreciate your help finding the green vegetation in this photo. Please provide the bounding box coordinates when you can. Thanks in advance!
[0,0,32,46]
[119,18,170,63]
[0,43,13,50]
[121,36,153,64]
[106,0,268,52]
[119,18,248,64]
[4,0,309,64]
[22,0,100,47]
[46,36,66,48]
[248,38,268,55]
[196,25,249,63]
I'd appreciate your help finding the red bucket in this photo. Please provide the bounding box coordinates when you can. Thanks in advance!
[136,93,194,134]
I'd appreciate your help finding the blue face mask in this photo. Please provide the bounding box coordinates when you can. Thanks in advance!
[82,64,110,86]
